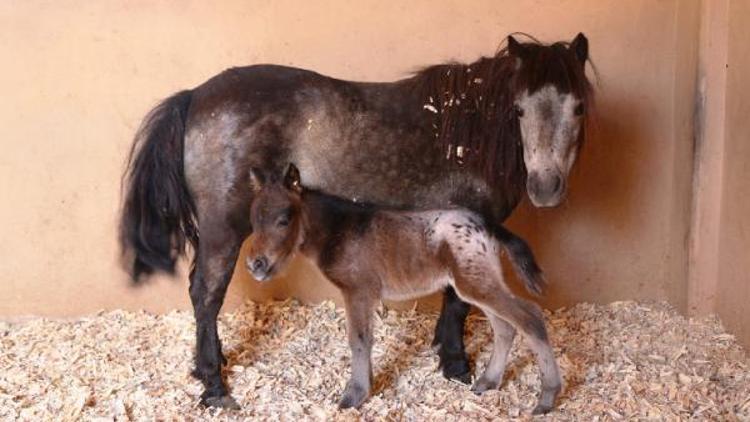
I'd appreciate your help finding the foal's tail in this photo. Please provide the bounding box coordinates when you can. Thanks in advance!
[493,226,546,295]
[119,90,198,282]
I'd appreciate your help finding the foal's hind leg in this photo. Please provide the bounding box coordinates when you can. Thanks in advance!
[454,279,561,414]
[470,316,516,394]
[433,287,472,383]
[189,219,248,409]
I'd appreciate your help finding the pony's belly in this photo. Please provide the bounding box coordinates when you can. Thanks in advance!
[381,273,452,302]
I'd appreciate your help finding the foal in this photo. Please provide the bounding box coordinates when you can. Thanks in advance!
[246,164,561,414]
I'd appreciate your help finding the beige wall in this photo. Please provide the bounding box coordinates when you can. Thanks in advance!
[688,0,729,317]
[714,0,750,347]
[684,0,750,349]
[0,0,745,347]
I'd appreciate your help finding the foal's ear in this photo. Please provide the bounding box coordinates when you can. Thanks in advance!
[283,163,302,193]
[249,167,264,194]
[570,32,588,65]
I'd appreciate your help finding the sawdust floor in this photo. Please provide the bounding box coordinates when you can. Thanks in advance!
[1,300,749,421]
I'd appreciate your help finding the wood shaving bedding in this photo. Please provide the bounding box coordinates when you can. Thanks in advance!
[0,300,748,421]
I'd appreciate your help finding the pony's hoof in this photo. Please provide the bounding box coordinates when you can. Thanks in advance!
[470,377,499,394]
[202,395,240,410]
[440,357,471,384]
[338,382,369,409]
[452,372,473,385]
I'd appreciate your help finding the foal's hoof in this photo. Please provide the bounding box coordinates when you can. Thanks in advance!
[338,382,369,409]
[202,394,240,410]
[470,377,499,394]
[531,385,560,414]
[531,403,554,415]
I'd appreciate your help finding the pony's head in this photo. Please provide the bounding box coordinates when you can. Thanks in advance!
[508,33,592,207]
[246,164,304,282]
[416,32,593,209]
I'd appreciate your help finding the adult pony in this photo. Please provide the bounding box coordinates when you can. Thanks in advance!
[120,33,593,408]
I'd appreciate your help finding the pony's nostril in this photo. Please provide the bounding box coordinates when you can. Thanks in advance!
[552,175,562,193]
[528,174,540,193]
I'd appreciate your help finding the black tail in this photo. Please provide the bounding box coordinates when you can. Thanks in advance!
[493,225,546,295]
[119,90,198,282]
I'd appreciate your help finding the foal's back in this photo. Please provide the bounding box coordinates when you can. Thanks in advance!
[329,208,501,301]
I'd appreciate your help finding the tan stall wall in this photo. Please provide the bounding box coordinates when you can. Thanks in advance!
[0,1,699,317]
[715,0,750,348]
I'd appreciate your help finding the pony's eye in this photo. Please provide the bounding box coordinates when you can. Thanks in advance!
[277,217,289,227]
[574,103,585,116]
[514,104,525,118]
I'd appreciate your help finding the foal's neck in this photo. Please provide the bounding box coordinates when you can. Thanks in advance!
[298,190,377,260]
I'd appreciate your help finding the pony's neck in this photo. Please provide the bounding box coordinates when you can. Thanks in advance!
[407,53,527,206]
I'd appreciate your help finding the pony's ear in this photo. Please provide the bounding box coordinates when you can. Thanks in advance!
[249,167,264,194]
[570,32,588,64]
[283,163,302,193]
[507,35,525,57]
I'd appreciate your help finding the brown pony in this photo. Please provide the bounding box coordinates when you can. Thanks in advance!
[120,34,592,407]
[246,164,561,414]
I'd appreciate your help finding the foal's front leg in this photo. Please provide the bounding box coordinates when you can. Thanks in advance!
[339,289,375,409]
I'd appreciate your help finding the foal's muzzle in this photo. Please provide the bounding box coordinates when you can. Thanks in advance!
[246,255,273,282]
[527,171,565,207]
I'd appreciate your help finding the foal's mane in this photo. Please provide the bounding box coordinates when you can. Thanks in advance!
[410,36,594,197]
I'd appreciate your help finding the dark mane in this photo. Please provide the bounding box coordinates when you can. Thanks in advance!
[409,38,594,196]
[303,187,381,215]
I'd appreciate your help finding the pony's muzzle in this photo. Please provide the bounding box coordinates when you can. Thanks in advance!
[527,171,565,207]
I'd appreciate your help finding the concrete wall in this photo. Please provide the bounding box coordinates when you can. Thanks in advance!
[0,0,744,347]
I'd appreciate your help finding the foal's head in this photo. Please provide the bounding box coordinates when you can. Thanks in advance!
[508,33,592,207]
[246,164,304,282]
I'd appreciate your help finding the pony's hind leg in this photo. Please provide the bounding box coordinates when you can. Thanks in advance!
[189,219,248,409]
[470,316,516,394]
[433,287,472,383]
[338,288,375,409]
[454,278,561,414]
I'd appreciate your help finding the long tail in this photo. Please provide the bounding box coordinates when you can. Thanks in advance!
[493,225,546,295]
[119,90,198,282]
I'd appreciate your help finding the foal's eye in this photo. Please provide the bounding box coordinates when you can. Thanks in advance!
[514,104,525,118]
[277,217,290,227]
[574,103,585,116]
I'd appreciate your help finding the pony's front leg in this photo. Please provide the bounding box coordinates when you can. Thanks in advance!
[189,225,245,409]
[338,289,375,409]
[433,286,472,383]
